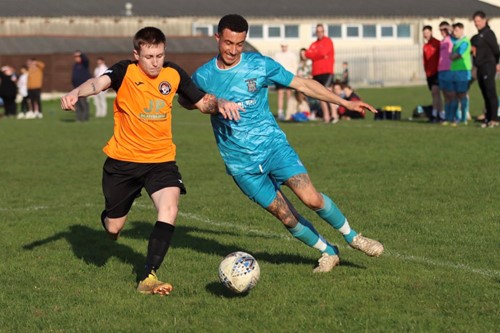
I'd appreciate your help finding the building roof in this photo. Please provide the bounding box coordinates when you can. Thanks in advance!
[0,35,257,55]
[2,0,500,18]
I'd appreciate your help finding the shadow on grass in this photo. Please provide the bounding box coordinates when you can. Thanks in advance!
[22,224,146,280]
[123,221,316,267]
[205,281,253,298]
[22,221,366,284]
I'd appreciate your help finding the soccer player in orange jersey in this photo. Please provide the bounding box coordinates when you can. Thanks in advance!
[61,27,241,295]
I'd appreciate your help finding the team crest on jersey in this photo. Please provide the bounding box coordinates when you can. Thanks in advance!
[159,81,172,95]
[245,78,257,92]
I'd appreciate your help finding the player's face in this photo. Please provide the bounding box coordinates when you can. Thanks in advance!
[134,43,165,78]
[473,16,487,31]
[215,28,246,69]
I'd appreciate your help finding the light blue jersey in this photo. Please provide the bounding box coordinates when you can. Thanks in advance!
[192,52,294,176]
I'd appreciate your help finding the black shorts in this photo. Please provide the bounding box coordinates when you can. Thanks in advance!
[27,88,41,101]
[313,74,333,87]
[426,74,439,90]
[275,83,288,90]
[102,157,186,218]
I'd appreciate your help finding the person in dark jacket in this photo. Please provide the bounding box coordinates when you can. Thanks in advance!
[471,11,500,128]
[0,66,18,118]
[72,51,92,122]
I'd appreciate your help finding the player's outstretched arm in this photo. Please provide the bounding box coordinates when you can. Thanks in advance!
[61,76,111,111]
[179,93,244,120]
[289,76,378,114]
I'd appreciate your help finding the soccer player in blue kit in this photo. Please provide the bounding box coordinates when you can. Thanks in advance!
[180,14,384,273]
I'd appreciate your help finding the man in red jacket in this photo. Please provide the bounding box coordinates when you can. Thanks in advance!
[305,24,338,123]
[422,25,442,122]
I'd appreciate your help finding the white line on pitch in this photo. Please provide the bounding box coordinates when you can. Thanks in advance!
[3,203,499,279]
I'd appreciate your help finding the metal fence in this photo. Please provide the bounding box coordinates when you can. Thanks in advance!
[334,45,425,87]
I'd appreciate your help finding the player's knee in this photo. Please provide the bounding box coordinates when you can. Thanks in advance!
[280,214,298,228]
[302,192,323,210]
[157,205,178,224]
[107,216,126,234]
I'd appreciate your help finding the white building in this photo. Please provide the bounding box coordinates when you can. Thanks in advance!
[1,0,499,86]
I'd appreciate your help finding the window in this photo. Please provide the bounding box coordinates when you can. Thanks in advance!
[267,25,282,38]
[284,25,299,38]
[311,25,317,38]
[248,25,264,39]
[362,24,376,38]
[397,24,411,38]
[346,25,360,38]
[328,25,342,38]
[380,25,394,38]
[193,24,214,36]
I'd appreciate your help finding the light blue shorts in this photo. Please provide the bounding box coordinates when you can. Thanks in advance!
[439,70,453,92]
[451,70,471,94]
[232,145,307,208]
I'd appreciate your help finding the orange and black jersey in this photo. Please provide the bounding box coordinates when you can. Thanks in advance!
[102,60,205,163]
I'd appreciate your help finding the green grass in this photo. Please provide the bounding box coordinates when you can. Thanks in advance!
[0,84,499,332]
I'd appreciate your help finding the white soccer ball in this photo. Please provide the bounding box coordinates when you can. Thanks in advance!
[218,251,260,293]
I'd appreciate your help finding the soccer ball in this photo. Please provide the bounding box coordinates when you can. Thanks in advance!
[218,251,260,293]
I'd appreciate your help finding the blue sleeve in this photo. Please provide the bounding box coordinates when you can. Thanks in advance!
[456,41,469,56]
[265,57,294,87]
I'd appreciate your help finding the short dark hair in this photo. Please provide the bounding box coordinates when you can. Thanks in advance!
[217,14,248,34]
[423,25,432,31]
[439,21,450,27]
[133,27,166,52]
[473,10,486,19]
[452,22,464,29]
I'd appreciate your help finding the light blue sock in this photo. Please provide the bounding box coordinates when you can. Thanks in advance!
[444,102,451,121]
[287,219,338,255]
[316,193,358,243]
[460,96,469,123]
[449,99,459,122]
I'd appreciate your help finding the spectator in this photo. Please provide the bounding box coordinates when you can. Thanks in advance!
[305,24,339,124]
[438,21,454,124]
[471,11,500,128]
[72,51,92,122]
[338,84,365,120]
[0,65,18,118]
[16,66,30,119]
[297,48,312,80]
[448,23,472,126]
[341,61,349,85]
[26,58,45,119]
[273,42,298,121]
[93,57,108,118]
[297,48,317,119]
[422,25,442,122]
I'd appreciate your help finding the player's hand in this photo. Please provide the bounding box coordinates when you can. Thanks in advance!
[60,93,78,111]
[217,98,244,121]
[345,100,378,114]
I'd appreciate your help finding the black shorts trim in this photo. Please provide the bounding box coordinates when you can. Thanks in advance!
[102,158,186,218]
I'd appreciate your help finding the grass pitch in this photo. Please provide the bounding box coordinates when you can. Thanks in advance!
[0,84,498,332]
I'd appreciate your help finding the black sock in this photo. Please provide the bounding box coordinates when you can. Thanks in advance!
[143,222,175,279]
